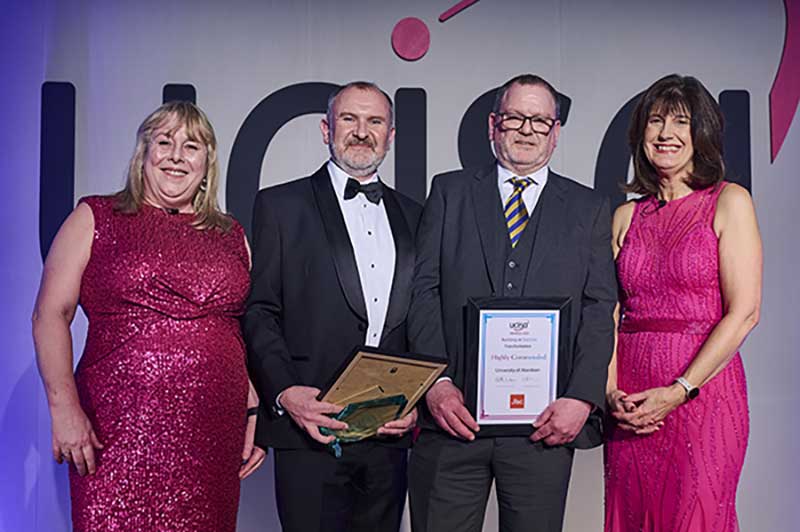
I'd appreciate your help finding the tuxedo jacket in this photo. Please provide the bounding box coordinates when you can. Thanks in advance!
[408,163,617,448]
[243,165,422,450]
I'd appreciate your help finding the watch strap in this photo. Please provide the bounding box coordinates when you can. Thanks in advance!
[674,377,699,400]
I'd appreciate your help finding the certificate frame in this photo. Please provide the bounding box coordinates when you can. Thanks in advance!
[464,296,571,437]
[319,346,448,419]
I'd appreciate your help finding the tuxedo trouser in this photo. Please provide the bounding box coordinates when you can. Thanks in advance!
[409,431,574,532]
[273,441,407,532]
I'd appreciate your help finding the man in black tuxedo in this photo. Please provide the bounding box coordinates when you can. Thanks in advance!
[407,74,617,532]
[244,81,422,532]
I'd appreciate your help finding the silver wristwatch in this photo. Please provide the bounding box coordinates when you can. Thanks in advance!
[674,376,700,400]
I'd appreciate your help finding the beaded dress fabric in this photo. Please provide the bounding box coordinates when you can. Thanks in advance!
[605,183,749,532]
[70,196,250,531]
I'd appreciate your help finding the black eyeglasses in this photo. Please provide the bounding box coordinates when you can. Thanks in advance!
[494,113,557,135]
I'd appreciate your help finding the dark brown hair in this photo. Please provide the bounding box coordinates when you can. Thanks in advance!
[626,74,725,196]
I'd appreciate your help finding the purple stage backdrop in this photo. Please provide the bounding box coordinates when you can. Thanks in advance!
[2,0,798,530]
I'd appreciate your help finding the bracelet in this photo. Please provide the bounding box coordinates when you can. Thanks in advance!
[247,407,259,417]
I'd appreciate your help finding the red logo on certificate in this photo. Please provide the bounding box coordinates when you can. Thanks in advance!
[509,394,525,409]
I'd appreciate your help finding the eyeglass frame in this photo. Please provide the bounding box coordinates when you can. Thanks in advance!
[492,112,559,136]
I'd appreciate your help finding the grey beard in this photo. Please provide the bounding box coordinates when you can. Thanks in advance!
[329,145,386,178]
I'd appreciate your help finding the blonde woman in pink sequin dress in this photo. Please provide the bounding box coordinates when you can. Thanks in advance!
[604,75,762,532]
[32,102,266,531]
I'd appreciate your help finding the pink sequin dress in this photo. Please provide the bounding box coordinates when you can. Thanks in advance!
[70,196,251,531]
[605,183,749,532]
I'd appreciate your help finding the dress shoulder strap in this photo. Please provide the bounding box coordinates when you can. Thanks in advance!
[701,181,728,224]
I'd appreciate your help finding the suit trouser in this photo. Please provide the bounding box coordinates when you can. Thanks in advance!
[274,441,407,532]
[409,431,574,532]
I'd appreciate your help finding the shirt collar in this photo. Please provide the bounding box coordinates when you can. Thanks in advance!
[496,163,549,188]
[328,159,380,199]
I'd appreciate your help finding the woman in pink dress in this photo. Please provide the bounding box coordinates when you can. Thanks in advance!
[604,74,762,532]
[32,101,266,531]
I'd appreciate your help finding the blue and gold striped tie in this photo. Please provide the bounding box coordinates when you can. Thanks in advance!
[504,177,533,247]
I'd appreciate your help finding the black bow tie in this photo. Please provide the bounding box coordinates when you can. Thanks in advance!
[344,178,383,204]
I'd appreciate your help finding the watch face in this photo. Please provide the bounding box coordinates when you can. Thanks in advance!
[688,387,700,400]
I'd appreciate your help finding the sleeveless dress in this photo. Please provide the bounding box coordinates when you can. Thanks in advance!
[604,183,749,532]
[70,196,251,531]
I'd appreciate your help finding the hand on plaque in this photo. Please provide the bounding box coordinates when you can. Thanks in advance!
[377,407,418,437]
[280,385,347,444]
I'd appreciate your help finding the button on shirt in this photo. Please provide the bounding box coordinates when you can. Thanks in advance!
[497,163,549,217]
[328,160,396,347]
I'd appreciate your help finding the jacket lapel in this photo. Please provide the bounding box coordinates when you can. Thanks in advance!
[381,188,414,336]
[525,171,568,282]
[471,164,506,295]
[310,166,368,322]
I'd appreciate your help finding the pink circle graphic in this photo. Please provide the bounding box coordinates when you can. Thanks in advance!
[391,17,430,61]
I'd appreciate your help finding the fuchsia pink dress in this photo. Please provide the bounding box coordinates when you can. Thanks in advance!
[70,196,250,531]
[605,183,749,532]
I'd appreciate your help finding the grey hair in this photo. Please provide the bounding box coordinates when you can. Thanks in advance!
[326,81,394,126]
[492,74,561,121]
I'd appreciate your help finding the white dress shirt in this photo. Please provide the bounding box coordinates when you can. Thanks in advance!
[497,163,549,215]
[328,160,396,347]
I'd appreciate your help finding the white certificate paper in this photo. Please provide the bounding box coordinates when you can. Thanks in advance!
[475,310,559,424]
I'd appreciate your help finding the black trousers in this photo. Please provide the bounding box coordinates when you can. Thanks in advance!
[409,431,574,532]
[274,441,407,532]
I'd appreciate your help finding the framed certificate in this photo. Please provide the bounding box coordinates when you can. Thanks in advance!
[318,347,447,448]
[465,297,571,437]
[319,347,447,417]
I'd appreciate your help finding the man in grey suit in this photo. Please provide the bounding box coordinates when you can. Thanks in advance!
[407,74,617,532]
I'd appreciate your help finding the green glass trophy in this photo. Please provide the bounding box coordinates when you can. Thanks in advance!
[318,347,447,457]
[320,394,408,457]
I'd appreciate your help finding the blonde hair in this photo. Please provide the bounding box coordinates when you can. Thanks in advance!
[115,101,232,232]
